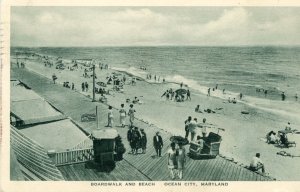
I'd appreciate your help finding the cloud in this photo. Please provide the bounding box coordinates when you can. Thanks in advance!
[11,7,300,46]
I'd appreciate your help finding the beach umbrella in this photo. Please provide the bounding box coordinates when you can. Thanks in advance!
[175,88,187,95]
[96,82,107,87]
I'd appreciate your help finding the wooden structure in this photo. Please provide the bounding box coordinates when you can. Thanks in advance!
[92,129,118,166]
[189,132,222,159]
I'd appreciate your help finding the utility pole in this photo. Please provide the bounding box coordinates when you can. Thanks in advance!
[92,63,96,102]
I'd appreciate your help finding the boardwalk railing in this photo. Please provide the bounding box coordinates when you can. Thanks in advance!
[55,148,94,166]
[70,134,93,150]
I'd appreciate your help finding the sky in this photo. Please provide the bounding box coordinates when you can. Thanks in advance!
[11,6,300,47]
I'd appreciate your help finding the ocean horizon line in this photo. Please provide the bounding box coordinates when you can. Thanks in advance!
[11,45,300,49]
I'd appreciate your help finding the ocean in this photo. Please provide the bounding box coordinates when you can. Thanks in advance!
[11,46,300,118]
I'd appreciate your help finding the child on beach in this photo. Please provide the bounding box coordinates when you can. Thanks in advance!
[128,104,136,127]
[107,106,114,127]
[119,104,126,127]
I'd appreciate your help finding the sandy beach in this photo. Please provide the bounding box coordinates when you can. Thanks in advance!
[11,55,300,180]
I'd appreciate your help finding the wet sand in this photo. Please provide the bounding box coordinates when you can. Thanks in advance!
[11,56,300,180]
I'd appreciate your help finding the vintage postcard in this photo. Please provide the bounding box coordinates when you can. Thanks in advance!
[1,0,300,192]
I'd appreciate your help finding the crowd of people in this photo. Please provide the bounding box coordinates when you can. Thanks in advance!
[161,88,191,102]
[127,126,147,155]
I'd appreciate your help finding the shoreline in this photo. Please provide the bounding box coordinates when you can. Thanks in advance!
[10,53,300,180]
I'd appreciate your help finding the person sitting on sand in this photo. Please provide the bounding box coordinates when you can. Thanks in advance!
[249,153,265,174]
[232,98,237,104]
[133,97,140,104]
[285,122,292,131]
[266,131,278,144]
[195,105,200,112]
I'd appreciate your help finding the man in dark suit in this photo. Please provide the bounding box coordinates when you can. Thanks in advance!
[153,132,163,157]
[127,127,135,154]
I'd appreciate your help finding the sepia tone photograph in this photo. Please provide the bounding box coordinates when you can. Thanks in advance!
[1,2,300,191]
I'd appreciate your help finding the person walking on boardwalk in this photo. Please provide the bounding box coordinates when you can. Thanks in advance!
[128,104,136,127]
[127,127,135,154]
[140,129,147,154]
[184,116,192,139]
[167,142,177,180]
[107,106,114,127]
[119,104,126,127]
[188,118,198,141]
[132,127,141,154]
[85,82,89,92]
[177,143,186,179]
[153,132,163,157]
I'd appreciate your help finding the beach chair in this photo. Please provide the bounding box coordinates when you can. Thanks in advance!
[189,132,222,159]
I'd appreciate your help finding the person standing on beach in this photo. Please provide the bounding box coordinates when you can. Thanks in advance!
[264,90,268,97]
[207,88,211,96]
[186,90,191,101]
[239,93,243,100]
[281,92,286,101]
[180,82,183,88]
[81,82,85,92]
[128,104,136,127]
[52,74,57,84]
[72,83,74,90]
[119,104,126,127]
[184,116,192,139]
[140,129,147,154]
[177,143,186,179]
[153,132,163,157]
[167,142,177,180]
[107,106,114,127]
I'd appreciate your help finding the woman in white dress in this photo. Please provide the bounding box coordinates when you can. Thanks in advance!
[167,142,177,180]
[177,144,186,179]
[107,106,114,127]
[119,104,126,127]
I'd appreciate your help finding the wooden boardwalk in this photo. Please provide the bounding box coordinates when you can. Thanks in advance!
[11,68,275,181]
